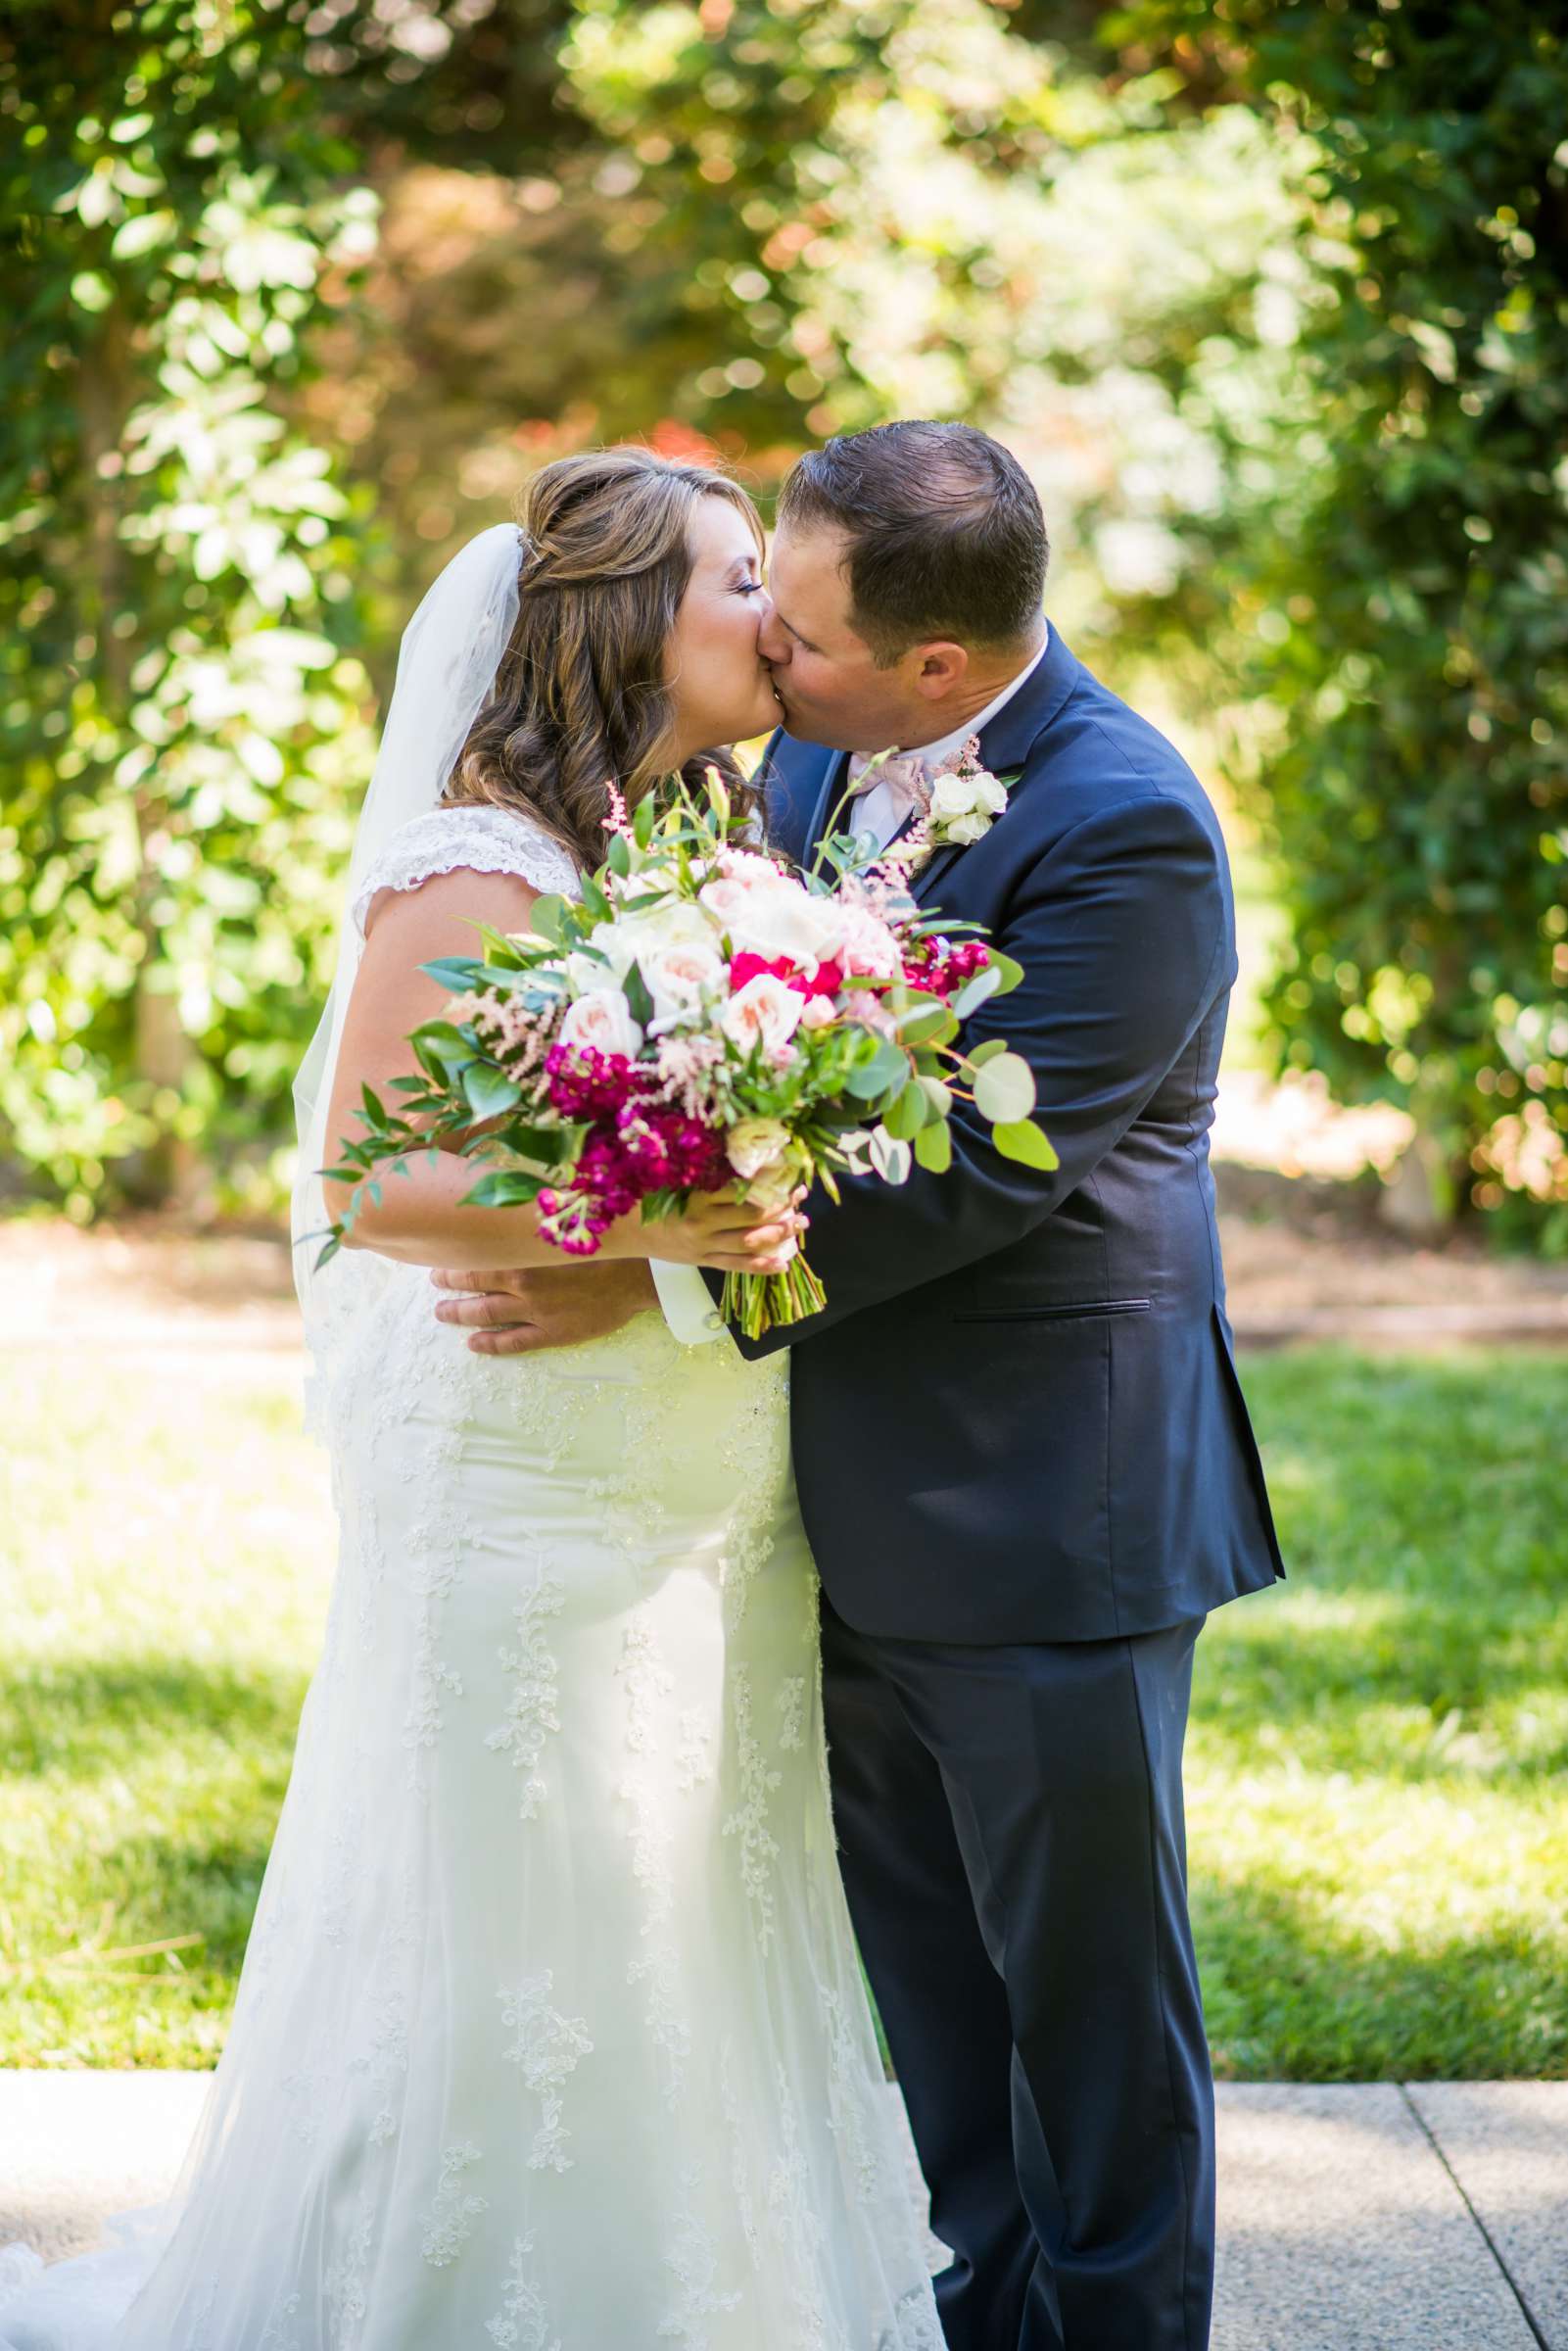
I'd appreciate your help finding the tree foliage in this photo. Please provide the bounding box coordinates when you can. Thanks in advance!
[1107,1,1568,1234]
[0,0,377,1212]
[7,0,1562,1236]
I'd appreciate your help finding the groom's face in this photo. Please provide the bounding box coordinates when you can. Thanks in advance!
[761,522,941,753]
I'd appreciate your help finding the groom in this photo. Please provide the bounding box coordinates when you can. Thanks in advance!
[431,421,1284,2350]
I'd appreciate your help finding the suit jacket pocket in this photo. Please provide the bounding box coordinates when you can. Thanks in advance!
[952,1298,1152,1324]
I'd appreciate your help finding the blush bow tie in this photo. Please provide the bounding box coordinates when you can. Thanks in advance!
[845,750,933,826]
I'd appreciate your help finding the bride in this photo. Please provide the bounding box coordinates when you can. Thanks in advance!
[0,450,942,2349]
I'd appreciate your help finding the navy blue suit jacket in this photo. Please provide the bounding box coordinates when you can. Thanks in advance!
[713,626,1285,1643]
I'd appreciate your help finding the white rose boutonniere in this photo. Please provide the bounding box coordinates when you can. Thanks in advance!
[872,737,1018,883]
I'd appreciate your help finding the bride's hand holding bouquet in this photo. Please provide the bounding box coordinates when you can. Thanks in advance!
[318,771,1055,1338]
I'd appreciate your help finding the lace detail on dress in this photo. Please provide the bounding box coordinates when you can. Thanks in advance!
[497,1973,594,2174]
[723,1667,782,1956]
[486,2232,560,2351]
[350,802,582,936]
[419,2140,488,2268]
[658,2167,744,2345]
[485,1560,566,1820]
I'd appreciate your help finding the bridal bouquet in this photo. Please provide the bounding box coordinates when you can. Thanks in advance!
[319,774,1056,1337]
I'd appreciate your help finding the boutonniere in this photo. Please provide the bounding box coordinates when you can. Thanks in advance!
[876,738,1019,883]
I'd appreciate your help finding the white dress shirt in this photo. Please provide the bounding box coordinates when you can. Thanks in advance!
[844,627,1049,851]
[650,628,1050,1345]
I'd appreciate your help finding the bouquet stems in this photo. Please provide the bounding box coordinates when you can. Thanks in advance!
[721,1251,828,1340]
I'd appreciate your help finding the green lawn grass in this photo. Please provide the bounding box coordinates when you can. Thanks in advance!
[1,1345,1564,2076]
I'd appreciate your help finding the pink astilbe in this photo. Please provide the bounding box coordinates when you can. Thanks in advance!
[602,779,633,837]
[463,989,562,1076]
[868,816,935,886]
[652,1032,728,1121]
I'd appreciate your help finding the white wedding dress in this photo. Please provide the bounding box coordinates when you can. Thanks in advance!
[0,806,942,2351]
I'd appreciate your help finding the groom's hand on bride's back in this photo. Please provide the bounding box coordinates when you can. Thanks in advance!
[431,1260,658,1355]
[430,1190,806,1354]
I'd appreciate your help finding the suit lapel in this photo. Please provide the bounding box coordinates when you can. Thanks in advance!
[802,746,849,871]
[763,734,846,871]
[913,624,1082,909]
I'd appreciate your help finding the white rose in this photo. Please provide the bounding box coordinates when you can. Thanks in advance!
[719,971,805,1057]
[929,773,984,822]
[974,773,1009,815]
[595,898,714,980]
[558,986,643,1059]
[725,1115,791,1180]
[747,885,843,971]
[644,937,726,1032]
[702,870,841,972]
[697,867,785,936]
[942,811,992,844]
[696,875,753,931]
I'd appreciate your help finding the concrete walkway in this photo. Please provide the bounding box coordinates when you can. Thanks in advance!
[0,2073,1561,2345]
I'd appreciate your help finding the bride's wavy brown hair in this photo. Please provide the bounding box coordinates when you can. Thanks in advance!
[446,447,767,864]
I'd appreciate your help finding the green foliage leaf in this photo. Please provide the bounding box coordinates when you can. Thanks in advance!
[899,995,958,1047]
[973,1051,1037,1125]
[461,1063,523,1120]
[952,963,1002,1020]
[913,1117,953,1174]
[622,959,654,1030]
[966,1037,1010,1070]
[882,1077,929,1140]
[527,895,570,946]
[462,1170,544,1208]
[992,1118,1059,1172]
[843,1038,910,1100]
[868,1126,913,1184]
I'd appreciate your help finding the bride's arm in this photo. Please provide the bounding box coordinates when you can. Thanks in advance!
[322,867,797,1275]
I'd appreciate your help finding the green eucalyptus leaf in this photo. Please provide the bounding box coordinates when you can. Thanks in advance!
[899,995,958,1046]
[992,1119,1059,1172]
[528,895,569,945]
[974,1052,1037,1125]
[966,1037,1010,1070]
[883,1078,930,1140]
[952,963,1003,1020]
[914,1118,953,1174]
[844,1038,910,1099]
[868,1126,913,1184]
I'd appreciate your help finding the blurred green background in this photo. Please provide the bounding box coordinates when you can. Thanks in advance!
[3,0,1565,1236]
[2,3,1566,2081]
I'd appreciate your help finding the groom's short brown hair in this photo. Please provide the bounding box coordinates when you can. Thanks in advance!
[777,421,1048,666]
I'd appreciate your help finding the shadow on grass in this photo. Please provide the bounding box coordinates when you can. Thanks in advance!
[1192,1867,1568,2083]
[1192,1603,1568,1780]
[0,1657,309,1784]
